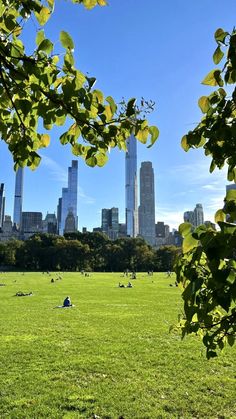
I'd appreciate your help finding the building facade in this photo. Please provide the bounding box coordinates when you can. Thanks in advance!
[58,160,78,235]
[184,204,204,227]
[194,203,204,227]
[138,161,156,246]
[184,211,194,225]
[43,213,57,234]
[101,207,119,240]
[125,134,138,237]
[13,168,24,230]
[22,212,43,239]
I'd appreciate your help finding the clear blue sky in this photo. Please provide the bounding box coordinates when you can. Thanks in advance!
[1,0,235,230]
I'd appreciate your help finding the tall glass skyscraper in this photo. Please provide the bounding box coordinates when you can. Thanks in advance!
[13,168,24,230]
[138,161,156,245]
[0,183,5,229]
[125,134,138,237]
[58,160,78,235]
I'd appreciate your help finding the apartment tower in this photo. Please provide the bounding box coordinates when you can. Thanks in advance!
[125,134,138,237]
[139,161,156,245]
[13,168,24,230]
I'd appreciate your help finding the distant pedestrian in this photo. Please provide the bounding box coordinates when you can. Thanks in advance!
[63,296,72,307]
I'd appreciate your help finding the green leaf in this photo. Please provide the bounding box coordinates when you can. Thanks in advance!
[135,127,149,144]
[95,152,108,167]
[213,46,224,65]
[228,335,235,347]
[226,188,236,202]
[126,98,136,117]
[106,96,117,114]
[147,126,159,148]
[182,233,198,253]
[82,0,97,9]
[198,96,210,113]
[218,221,236,234]
[181,135,190,151]
[202,70,223,87]
[179,223,192,237]
[214,28,229,44]
[38,39,53,54]
[86,155,97,167]
[36,30,45,46]
[214,209,225,223]
[40,134,50,147]
[35,7,51,26]
[60,31,74,50]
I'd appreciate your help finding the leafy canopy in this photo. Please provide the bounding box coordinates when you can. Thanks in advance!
[176,28,236,358]
[0,0,158,169]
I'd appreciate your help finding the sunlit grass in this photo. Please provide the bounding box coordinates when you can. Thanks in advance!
[0,271,235,418]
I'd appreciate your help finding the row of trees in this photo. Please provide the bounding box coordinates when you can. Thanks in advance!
[0,232,180,272]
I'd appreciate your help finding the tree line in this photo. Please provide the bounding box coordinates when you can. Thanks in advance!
[0,232,180,272]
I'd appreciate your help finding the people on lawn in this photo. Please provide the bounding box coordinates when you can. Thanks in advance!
[63,296,72,307]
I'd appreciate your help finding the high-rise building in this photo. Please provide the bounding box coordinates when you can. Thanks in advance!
[101,207,119,240]
[64,209,76,233]
[139,161,155,245]
[0,183,5,229]
[194,203,204,226]
[58,160,78,235]
[184,205,204,227]
[43,213,57,234]
[13,168,24,229]
[125,134,138,237]
[155,221,165,238]
[22,211,43,238]
[184,211,194,225]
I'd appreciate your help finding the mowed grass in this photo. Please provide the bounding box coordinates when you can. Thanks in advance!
[0,272,235,418]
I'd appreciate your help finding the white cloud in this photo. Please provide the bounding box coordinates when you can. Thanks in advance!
[156,207,184,230]
[78,187,95,205]
[41,155,67,183]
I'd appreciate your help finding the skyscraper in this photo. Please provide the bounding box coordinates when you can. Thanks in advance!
[125,134,138,237]
[58,160,78,235]
[13,168,24,230]
[194,203,204,226]
[184,211,194,225]
[101,207,119,240]
[139,161,156,245]
[0,183,5,229]
[184,204,204,227]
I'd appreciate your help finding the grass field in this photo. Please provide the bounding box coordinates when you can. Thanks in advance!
[0,271,235,418]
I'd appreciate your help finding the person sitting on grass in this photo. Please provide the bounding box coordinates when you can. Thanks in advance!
[127,281,133,288]
[63,296,72,307]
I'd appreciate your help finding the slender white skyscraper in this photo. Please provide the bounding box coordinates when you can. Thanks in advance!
[139,161,156,246]
[59,160,78,235]
[0,183,5,229]
[125,134,138,237]
[13,168,24,229]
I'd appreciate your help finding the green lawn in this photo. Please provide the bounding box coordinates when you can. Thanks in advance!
[0,271,235,418]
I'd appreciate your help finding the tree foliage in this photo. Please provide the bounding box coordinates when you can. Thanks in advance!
[0,233,179,272]
[0,0,158,169]
[175,28,236,358]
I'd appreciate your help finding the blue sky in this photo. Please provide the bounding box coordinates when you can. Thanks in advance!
[1,0,236,230]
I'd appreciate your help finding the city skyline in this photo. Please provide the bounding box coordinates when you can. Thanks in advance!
[0,157,217,235]
[0,1,235,229]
